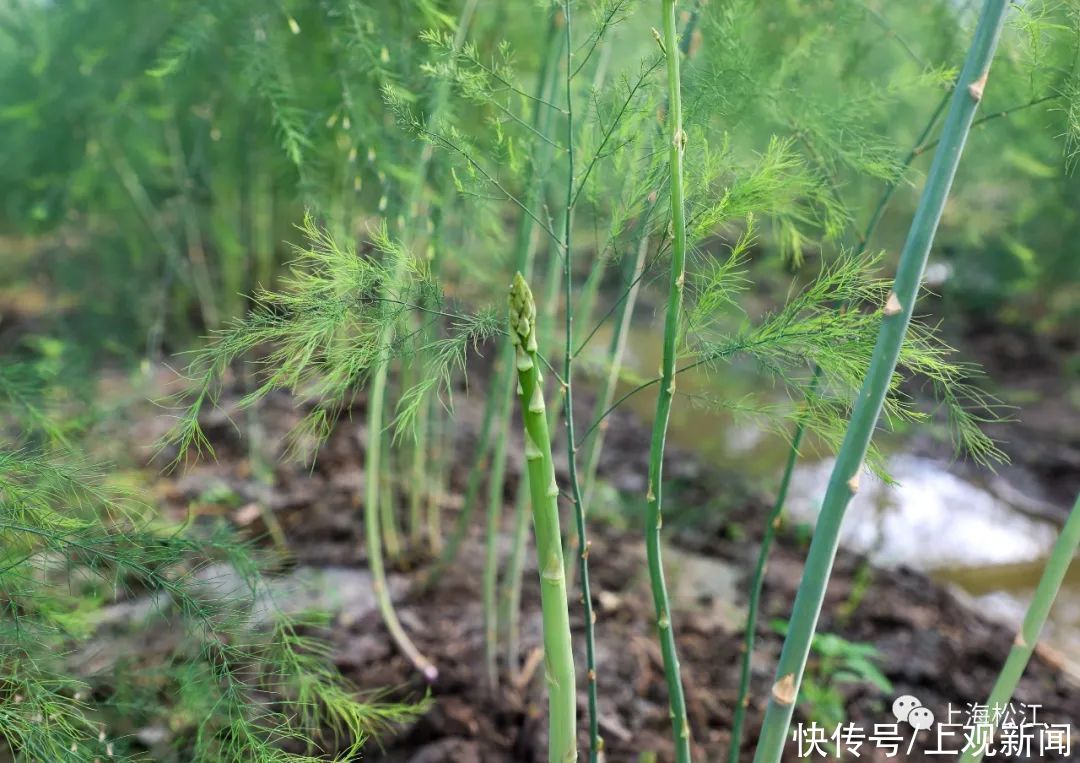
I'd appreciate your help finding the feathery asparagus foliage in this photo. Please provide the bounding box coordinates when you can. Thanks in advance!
[1,407,424,761]
[508,272,577,763]
[164,215,498,680]
[5,1,1080,761]
[753,3,1011,760]
[166,215,497,460]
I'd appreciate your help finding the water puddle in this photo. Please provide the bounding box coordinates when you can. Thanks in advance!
[786,455,1080,679]
[597,320,1080,675]
[785,455,1059,570]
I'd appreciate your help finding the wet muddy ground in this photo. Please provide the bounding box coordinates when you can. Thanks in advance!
[146,318,1080,762]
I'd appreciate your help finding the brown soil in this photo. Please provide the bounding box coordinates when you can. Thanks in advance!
[151,361,1080,763]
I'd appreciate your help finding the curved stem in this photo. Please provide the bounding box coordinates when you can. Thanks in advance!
[362,0,478,678]
[363,397,437,681]
[753,3,1009,759]
[645,3,693,760]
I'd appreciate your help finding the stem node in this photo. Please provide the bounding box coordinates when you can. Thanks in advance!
[771,674,797,706]
[968,70,989,101]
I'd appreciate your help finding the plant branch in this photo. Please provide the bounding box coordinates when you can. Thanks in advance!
[958,491,1080,763]
[562,2,601,757]
[646,3,693,759]
[913,93,1061,156]
[753,4,1010,758]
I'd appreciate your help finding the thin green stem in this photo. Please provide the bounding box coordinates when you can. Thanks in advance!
[426,372,496,587]
[379,426,402,561]
[959,491,1080,763]
[509,273,577,763]
[561,1,600,757]
[646,3,693,760]
[580,233,649,528]
[363,404,437,682]
[483,363,517,690]
[861,89,952,248]
[406,358,428,546]
[728,369,820,763]
[862,4,930,70]
[362,0,478,680]
[753,4,1009,759]
[728,81,952,763]
[503,477,532,677]
[570,3,697,529]
[913,93,1061,157]
[426,392,447,554]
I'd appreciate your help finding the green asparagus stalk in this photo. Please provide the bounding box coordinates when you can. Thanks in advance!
[959,490,1080,763]
[505,242,565,678]
[752,3,1009,760]
[478,8,566,689]
[509,272,578,763]
[728,87,952,763]
[362,0,478,680]
[645,3,693,759]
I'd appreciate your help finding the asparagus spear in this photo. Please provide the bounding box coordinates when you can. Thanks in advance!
[509,272,578,763]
